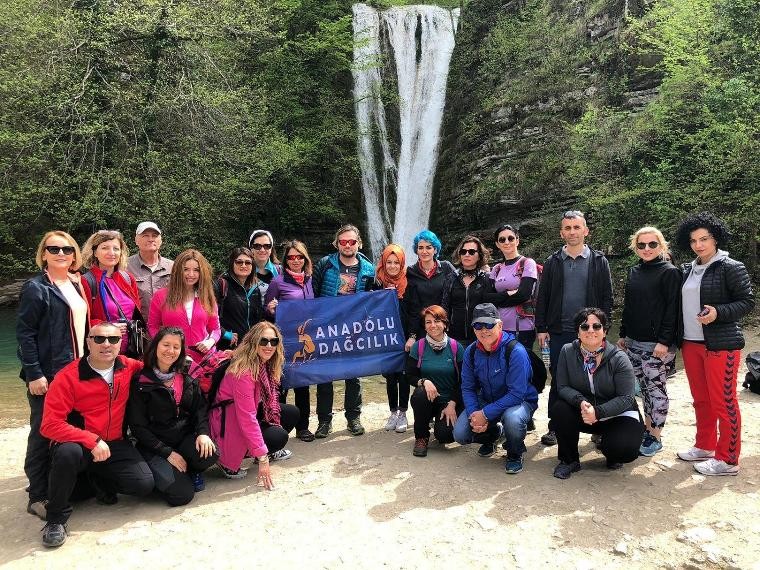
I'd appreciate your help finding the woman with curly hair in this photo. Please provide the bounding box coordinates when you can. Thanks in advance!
[675,212,754,476]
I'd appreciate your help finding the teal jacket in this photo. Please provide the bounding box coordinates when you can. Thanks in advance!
[312,252,375,297]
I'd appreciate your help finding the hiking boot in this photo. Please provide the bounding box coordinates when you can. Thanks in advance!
[693,458,739,476]
[218,463,248,479]
[27,499,47,521]
[41,522,67,548]
[526,418,536,432]
[384,412,398,431]
[639,434,663,457]
[269,449,293,462]
[395,411,408,433]
[297,429,315,442]
[677,447,715,462]
[505,454,524,474]
[477,443,496,457]
[314,421,333,439]
[540,430,557,446]
[413,437,429,457]
[553,461,581,480]
[590,433,602,448]
[192,472,205,492]
[347,418,365,436]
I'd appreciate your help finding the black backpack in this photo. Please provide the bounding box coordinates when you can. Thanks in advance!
[469,339,547,394]
[743,352,760,395]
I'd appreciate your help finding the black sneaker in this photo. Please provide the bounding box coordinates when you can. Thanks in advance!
[606,460,624,470]
[540,430,557,446]
[314,421,332,439]
[553,461,581,480]
[42,522,68,548]
[477,443,496,457]
[95,490,118,505]
[526,418,536,432]
[347,418,365,436]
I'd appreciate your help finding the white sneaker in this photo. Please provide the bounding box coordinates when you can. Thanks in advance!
[395,411,408,433]
[269,449,293,462]
[384,412,398,431]
[693,458,739,476]
[677,447,715,462]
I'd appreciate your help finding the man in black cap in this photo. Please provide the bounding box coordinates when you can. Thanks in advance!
[453,303,538,474]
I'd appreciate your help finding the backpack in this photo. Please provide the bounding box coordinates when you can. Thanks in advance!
[514,256,543,318]
[468,338,547,393]
[416,338,459,376]
[205,359,235,437]
[83,269,134,307]
[743,352,760,395]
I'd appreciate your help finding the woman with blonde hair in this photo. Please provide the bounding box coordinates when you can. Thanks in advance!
[208,322,300,484]
[617,226,680,457]
[17,231,89,519]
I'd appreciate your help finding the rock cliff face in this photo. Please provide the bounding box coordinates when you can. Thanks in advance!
[432,0,660,256]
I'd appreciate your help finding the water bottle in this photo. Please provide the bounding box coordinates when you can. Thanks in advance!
[541,344,551,370]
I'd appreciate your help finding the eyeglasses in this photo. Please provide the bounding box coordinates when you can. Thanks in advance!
[459,248,478,256]
[251,243,272,251]
[497,235,517,244]
[89,335,122,345]
[258,337,280,347]
[472,322,497,330]
[636,241,659,250]
[286,254,305,261]
[234,259,253,266]
[579,322,603,331]
[338,239,358,246]
[45,245,76,255]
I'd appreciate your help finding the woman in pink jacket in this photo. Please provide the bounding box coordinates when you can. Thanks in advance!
[208,321,299,487]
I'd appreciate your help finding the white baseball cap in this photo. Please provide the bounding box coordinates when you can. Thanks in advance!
[136,221,161,235]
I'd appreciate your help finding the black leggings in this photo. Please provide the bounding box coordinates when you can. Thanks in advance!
[409,387,462,443]
[385,372,410,412]
[258,403,300,453]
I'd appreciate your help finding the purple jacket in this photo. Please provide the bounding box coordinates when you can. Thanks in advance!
[263,272,314,317]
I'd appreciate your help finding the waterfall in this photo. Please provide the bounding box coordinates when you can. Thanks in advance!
[352,3,459,258]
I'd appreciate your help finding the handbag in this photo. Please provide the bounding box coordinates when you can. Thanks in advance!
[101,279,148,359]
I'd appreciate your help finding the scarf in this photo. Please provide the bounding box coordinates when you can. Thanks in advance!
[257,364,281,426]
[286,268,305,286]
[426,333,449,352]
[152,367,175,383]
[418,260,438,280]
[374,244,407,298]
[580,344,605,374]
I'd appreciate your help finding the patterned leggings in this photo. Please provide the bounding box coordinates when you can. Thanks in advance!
[626,346,675,430]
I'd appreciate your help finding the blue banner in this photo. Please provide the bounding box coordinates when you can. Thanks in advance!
[276,289,406,389]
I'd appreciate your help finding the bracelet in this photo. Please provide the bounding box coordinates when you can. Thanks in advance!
[257,455,270,464]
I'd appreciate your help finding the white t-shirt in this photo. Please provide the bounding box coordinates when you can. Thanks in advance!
[90,362,115,387]
[57,279,88,357]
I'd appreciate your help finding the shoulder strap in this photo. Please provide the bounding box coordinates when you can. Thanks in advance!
[503,339,518,370]
[416,338,426,369]
[449,338,459,376]
[83,272,97,302]
[515,256,525,277]
[119,269,132,286]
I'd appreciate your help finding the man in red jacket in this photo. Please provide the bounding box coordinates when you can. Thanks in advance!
[39,322,154,548]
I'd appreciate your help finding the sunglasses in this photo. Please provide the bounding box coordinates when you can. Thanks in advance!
[258,337,280,347]
[251,243,272,251]
[472,322,497,330]
[459,248,478,256]
[338,239,358,246]
[636,241,659,250]
[234,259,253,266]
[286,254,305,261]
[579,322,603,331]
[89,335,121,345]
[45,245,76,255]
[497,235,517,244]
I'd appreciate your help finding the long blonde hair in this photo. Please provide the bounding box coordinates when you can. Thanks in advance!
[226,322,285,384]
[81,230,129,270]
[166,249,216,313]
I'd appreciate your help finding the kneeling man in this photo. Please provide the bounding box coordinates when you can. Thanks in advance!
[454,303,538,474]
[40,322,154,547]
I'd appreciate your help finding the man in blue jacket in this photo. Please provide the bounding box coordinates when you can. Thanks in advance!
[312,224,375,438]
[454,303,538,474]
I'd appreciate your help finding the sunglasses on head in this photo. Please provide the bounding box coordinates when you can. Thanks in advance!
[338,239,358,246]
[89,335,121,345]
[234,259,253,266]
[497,235,517,244]
[636,241,659,250]
[286,254,305,261]
[251,243,272,251]
[472,322,497,330]
[258,337,280,347]
[459,248,478,256]
[579,322,603,331]
[45,245,76,255]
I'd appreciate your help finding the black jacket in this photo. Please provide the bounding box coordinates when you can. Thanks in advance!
[441,270,505,344]
[620,258,681,346]
[680,257,754,351]
[214,274,264,349]
[405,260,456,338]
[535,247,613,334]
[127,369,210,458]
[16,273,87,383]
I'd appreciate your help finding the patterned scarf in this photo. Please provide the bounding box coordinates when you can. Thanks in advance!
[286,268,305,286]
[580,344,605,374]
[257,364,281,426]
[418,260,438,280]
[426,333,449,352]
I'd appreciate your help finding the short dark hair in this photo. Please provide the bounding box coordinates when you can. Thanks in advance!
[492,224,519,242]
[573,307,609,332]
[420,305,449,327]
[675,212,731,252]
[142,326,187,373]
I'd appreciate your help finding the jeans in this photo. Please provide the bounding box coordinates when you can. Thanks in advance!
[385,372,410,412]
[453,400,537,458]
[316,378,362,422]
[547,331,577,429]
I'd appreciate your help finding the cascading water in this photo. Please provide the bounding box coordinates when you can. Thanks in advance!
[352,3,459,258]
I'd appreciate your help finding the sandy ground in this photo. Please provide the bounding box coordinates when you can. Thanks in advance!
[1,334,760,569]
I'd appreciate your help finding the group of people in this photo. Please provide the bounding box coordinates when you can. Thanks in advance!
[15,211,754,549]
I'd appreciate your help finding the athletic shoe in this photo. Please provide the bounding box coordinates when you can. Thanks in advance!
[347,418,365,436]
[297,429,315,442]
[590,433,602,447]
[413,437,429,457]
[41,522,67,548]
[505,454,524,474]
[218,463,248,479]
[693,458,739,476]
[639,434,663,457]
[553,461,581,480]
[677,447,715,462]
[477,443,496,457]
[192,472,205,492]
[27,500,47,521]
[384,412,398,431]
[395,411,408,433]
[269,449,293,462]
[540,430,557,446]
[314,421,333,439]
[526,418,536,432]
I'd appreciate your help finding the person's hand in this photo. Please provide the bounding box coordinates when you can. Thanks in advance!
[422,379,439,402]
[652,342,669,359]
[537,332,549,349]
[469,410,488,433]
[230,332,239,347]
[266,299,278,314]
[697,304,717,325]
[196,435,216,459]
[257,461,274,490]
[92,440,111,462]
[195,338,214,354]
[28,377,48,396]
[404,337,415,352]
[580,401,597,425]
[616,338,626,350]
[167,451,187,472]
[440,402,457,426]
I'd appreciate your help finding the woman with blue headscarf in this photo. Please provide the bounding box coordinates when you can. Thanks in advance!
[404,230,456,351]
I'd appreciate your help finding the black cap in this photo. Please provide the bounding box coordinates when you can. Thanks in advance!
[471,303,500,326]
